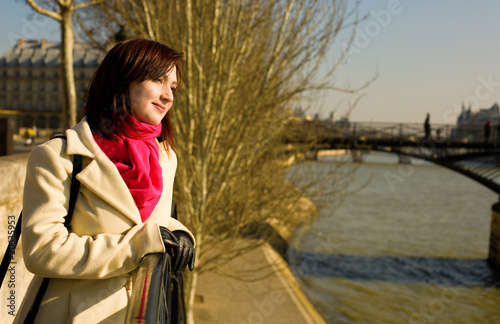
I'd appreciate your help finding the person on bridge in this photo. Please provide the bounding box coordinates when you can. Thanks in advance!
[424,113,431,140]
[484,120,491,144]
[496,121,500,144]
[15,39,195,323]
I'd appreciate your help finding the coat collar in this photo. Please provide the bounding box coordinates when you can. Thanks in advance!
[65,117,143,225]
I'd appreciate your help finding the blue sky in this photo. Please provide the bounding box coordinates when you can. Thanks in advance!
[1,0,500,124]
[327,0,500,124]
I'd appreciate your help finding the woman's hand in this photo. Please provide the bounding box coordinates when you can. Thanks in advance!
[172,231,195,278]
[159,226,179,259]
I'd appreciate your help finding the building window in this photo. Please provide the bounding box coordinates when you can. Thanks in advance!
[0,82,5,90]
[36,115,46,129]
[22,115,33,128]
[39,82,45,91]
[13,83,19,91]
[0,96,5,107]
[49,115,60,129]
[52,97,59,110]
[12,99,19,109]
[25,96,32,110]
[26,81,32,91]
[53,82,58,91]
[77,99,84,111]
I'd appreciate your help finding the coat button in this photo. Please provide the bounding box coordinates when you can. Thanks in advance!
[125,279,133,291]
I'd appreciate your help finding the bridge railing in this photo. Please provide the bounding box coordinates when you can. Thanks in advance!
[291,119,500,146]
[342,122,455,143]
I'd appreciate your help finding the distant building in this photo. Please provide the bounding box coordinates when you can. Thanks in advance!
[457,103,500,125]
[0,38,104,133]
[452,103,500,141]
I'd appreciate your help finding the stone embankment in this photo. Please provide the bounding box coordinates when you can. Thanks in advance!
[0,153,32,324]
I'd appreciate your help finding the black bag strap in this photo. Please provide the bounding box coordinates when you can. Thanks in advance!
[24,153,82,323]
[0,136,82,322]
[65,154,82,228]
[0,212,22,288]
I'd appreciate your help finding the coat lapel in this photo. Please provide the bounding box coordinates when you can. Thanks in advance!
[65,118,142,225]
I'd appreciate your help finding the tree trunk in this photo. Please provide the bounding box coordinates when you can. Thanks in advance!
[183,235,200,324]
[185,268,199,324]
[60,8,77,128]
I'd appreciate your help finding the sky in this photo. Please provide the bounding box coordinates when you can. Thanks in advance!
[324,0,500,124]
[1,0,500,125]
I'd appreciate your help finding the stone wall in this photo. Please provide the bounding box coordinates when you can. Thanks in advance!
[0,153,32,324]
[489,201,500,268]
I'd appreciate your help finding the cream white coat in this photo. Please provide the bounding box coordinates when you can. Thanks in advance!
[14,117,193,323]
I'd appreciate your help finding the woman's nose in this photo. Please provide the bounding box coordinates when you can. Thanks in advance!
[161,86,174,102]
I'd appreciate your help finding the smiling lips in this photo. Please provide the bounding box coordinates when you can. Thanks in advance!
[153,102,167,112]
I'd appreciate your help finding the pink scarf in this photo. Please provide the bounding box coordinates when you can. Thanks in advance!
[93,117,163,222]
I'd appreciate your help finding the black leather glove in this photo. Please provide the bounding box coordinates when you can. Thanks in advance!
[172,231,195,278]
[159,226,180,260]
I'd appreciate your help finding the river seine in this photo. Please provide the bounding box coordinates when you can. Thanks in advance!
[288,152,500,324]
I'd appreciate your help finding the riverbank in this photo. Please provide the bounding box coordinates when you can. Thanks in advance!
[193,241,326,324]
[289,154,500,323]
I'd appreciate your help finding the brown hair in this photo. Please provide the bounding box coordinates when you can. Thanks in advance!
[84,39,183,150]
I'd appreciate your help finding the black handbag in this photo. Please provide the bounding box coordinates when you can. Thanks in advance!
[0,146,82,323]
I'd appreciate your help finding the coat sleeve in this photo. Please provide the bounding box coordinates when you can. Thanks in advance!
[167,218,196,248]
[21,144,166,280]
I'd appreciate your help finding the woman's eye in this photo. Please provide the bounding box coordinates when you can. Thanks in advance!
[170,87,177,92]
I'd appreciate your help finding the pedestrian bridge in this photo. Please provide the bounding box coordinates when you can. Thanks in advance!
[286,119,500,195]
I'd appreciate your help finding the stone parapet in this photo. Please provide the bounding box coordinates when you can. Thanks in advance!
[0,153,30,324]
[0,153,29,218]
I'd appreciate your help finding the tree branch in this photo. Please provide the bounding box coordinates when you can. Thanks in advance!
[73,0,105,11]
[25,0,62,21]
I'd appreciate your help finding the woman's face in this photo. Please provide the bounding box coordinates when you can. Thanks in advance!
[129,66,177,126]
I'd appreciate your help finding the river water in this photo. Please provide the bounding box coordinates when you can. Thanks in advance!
[288,152,500,324]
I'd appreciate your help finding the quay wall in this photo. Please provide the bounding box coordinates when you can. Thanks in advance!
[489,202,500,268]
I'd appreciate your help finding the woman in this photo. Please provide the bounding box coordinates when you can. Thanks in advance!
[15,39,195,323]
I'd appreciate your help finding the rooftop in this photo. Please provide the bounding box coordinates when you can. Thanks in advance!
[0,38,104,68]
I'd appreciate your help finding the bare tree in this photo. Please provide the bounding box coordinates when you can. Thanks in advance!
[77,1,373,322]
[25,0,103,128]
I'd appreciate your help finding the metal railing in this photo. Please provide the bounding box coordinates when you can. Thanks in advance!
[125,253,185,324]
[126,201,186,324]
[287,119,500,146]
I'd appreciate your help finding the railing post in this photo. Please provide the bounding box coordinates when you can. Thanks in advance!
[446,125,450,145]
[399,123,403,145]
[488,199,500,269]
